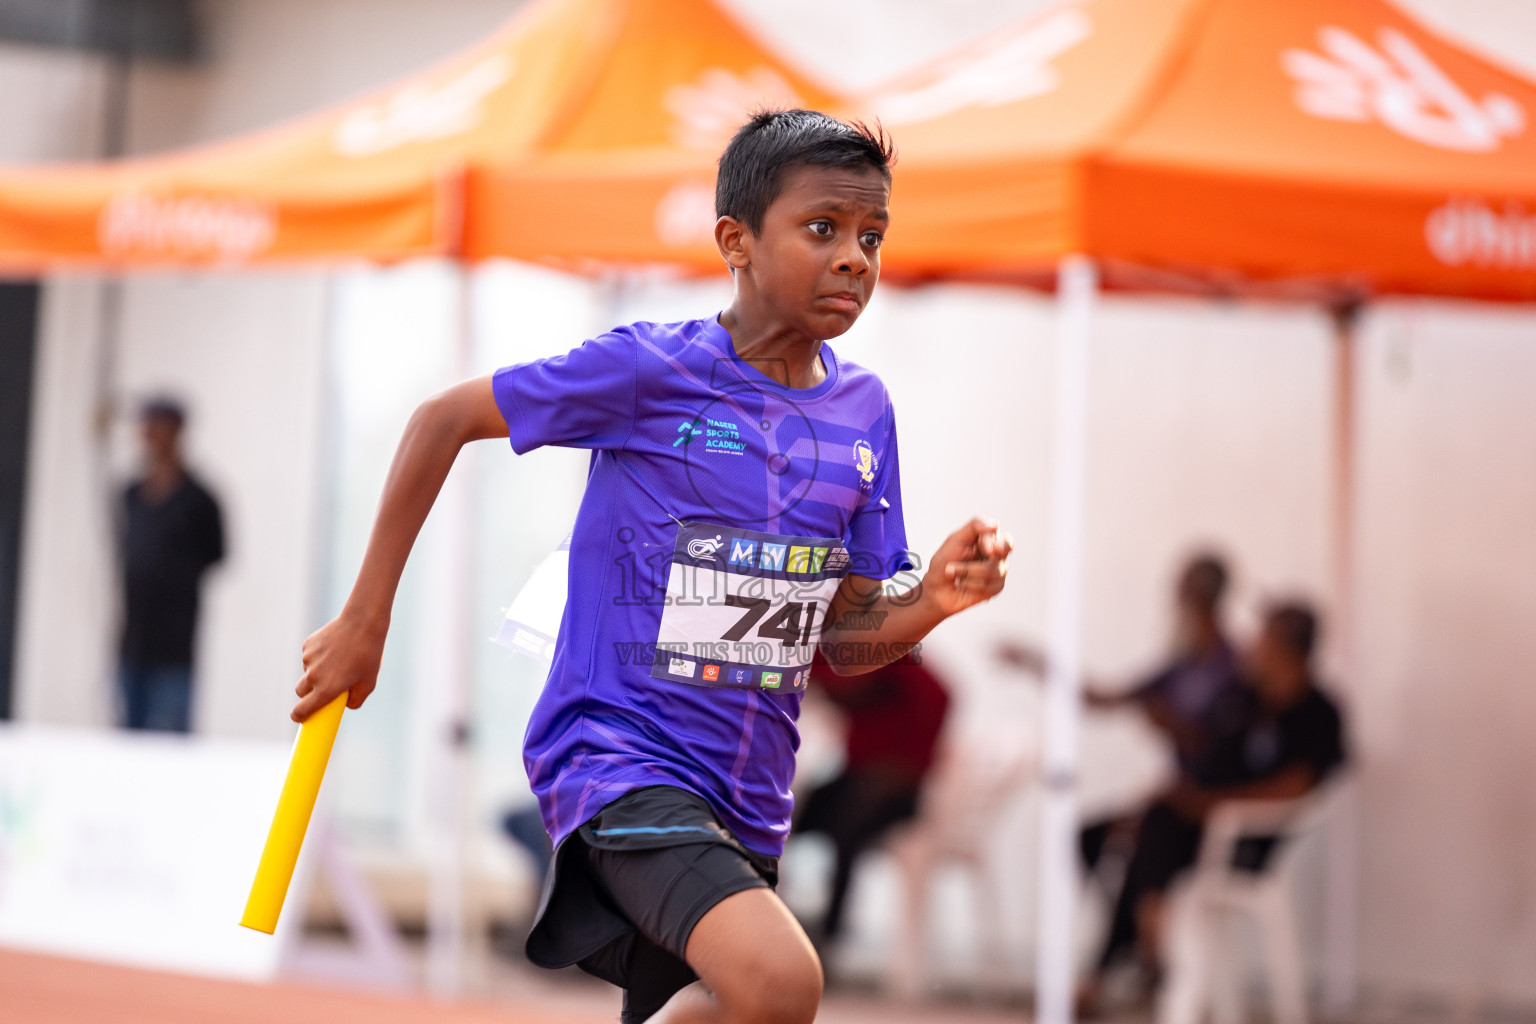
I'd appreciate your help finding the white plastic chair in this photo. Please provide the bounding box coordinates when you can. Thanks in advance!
[881,740,1035,998]
[1157,788,1335,1024]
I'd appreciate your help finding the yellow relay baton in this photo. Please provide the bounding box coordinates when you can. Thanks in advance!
[240,694,346,934]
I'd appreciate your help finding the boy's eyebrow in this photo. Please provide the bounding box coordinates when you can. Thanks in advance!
[801,198,891,222]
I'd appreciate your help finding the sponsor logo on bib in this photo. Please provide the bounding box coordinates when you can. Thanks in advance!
[761,671,782,689]
[687,534,725,560]
[729,539,757,566]
[702,664,721,682]
[758,543,787,571]
[669,657,695,678]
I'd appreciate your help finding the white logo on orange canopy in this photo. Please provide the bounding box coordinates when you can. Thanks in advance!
[864,7,1091,126]
[665,67,803,150]
[333,54,512,157]
[655,181,718,247]
[1282,26,1525,152]
[98,193,276,262]
[1425,199,1536,270]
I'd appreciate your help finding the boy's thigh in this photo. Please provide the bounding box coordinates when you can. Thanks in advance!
[684,887,823,1017]
[581,819,787,1022]
[584,838,770,960]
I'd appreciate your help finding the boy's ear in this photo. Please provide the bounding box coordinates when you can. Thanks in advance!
[714,215,751,271]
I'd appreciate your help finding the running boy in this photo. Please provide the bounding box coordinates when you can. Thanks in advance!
[292,109,1012,1024]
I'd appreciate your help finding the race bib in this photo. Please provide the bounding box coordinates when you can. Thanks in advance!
[651,522,849,694]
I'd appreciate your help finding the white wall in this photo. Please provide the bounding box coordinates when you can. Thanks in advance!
[14,277,117,727]
[1351,303,1536,1005]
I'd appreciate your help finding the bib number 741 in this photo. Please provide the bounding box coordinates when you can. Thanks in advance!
[720,595,817,644]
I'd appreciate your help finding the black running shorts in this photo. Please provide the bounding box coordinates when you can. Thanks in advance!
[525,786,777,1024]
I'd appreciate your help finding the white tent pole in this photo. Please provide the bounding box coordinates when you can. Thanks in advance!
[1322,304,1362,1016]
[1036,253,1097,1024]
[424,263,479,996]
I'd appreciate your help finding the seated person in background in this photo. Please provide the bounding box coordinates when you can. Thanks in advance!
[796,650,950,947]
[1082,601,1348,1013]
[999,553,1244,866]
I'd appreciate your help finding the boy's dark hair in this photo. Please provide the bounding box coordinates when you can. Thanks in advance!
[1266,601,1320,663]
[716,109,893,234]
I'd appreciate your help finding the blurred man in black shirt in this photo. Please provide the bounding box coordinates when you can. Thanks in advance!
[117,397,224,732]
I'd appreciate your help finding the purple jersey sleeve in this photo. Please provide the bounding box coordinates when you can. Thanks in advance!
[491,328,637,454]
[846,400,913,577]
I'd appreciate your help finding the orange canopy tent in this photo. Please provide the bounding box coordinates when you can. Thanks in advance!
[475,0,1536,302]
[6,0,1530,306]
[0,0,837,270]
[859,0,1536,303]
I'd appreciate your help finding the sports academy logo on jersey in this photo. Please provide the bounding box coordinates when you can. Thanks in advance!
[853,440,877,490]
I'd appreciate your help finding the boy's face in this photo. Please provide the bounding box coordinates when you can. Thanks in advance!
[733,163,890,340]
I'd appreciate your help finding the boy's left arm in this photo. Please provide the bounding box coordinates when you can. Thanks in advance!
[820,516,1012,675]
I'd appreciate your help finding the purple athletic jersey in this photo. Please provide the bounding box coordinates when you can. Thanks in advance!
[492,315,910,855]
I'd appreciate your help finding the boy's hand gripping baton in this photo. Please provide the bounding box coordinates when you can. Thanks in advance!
[239,694,346,933]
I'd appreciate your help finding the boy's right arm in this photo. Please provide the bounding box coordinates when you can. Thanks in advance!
[290,375,506,722]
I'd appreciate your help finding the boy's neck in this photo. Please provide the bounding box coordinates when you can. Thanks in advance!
[717,304,828,390]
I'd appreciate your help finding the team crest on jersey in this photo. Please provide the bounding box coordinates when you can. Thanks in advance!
[853,440,877,487]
